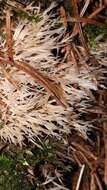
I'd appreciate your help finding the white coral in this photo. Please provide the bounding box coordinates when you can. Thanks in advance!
[0,3,104,145]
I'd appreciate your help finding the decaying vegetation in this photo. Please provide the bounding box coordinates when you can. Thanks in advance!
[0,0,107,189]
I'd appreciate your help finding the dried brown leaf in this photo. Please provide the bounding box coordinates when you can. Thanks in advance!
[0,58,67,108]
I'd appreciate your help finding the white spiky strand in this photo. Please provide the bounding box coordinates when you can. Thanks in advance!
[0,3,105,145]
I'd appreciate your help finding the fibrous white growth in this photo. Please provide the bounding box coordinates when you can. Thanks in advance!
[0,3,106,145]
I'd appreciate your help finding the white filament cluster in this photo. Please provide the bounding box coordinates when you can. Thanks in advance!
[0,3,106,145]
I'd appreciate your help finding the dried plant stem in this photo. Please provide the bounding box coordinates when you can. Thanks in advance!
[80,0,91,17]
[103,94,107,186]
[75,164,85,190]
[6,9,13,62]
[69,17,104,27]
[93,172,104,190]
[99,92,107,186]
[88,5,107,19]
[103,121,107,186]
[16,60,67,107]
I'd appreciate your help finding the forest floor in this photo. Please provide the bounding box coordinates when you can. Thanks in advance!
[0,0,107,190]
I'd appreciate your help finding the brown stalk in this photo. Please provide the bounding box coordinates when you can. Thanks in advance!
[6,9,13,62]
[98,92,107,186]
[88,5,107,19]
[0,58,67,108]
[71,0,90,56]
[69,17,104,27]
[103,122,107,186]
[103,95,107,186]
[16,60,67,108]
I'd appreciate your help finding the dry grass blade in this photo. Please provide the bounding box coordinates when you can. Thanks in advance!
[16,60,67,108]
[80,0,91,17]
[6,9,13,62]
[75,164,85,190]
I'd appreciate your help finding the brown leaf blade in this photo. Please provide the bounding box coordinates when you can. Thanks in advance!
[0,58,67,108]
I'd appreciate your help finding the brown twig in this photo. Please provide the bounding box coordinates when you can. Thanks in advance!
[103,95,107,186]
[69,17,104,27]
[6,9,14,62]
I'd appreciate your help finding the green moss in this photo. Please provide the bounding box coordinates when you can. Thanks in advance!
[0,139,72,189]
[0,155,12,170]
[0,150,36,190]
[0,122,4,129]
[84,24,107,47]
[15,10,41,22]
